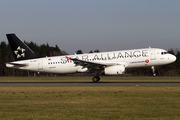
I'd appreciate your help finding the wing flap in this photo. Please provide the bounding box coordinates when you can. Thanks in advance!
[71,58,106,68]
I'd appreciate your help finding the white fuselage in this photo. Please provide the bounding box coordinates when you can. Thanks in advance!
[6,48,176,74]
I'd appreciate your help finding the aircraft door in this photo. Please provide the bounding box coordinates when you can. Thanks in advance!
[150,49,156,60]
[38,60,43,70]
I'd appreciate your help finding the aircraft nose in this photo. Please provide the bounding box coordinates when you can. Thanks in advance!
[170,54,176,62]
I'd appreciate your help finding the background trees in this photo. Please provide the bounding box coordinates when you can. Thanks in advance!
[0,41,180,76]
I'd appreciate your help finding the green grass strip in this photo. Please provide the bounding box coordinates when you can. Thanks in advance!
[0,86,180,120]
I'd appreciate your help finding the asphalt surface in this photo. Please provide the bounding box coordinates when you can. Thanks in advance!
[0,82,180,86]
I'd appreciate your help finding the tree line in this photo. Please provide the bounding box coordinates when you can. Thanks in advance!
[0,41,180,76]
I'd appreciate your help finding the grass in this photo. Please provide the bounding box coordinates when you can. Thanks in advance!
[0,77,180,119]
[0,76,180,82]
[0,86,180,120]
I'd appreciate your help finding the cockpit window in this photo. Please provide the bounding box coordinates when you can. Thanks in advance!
[161,52,169,55]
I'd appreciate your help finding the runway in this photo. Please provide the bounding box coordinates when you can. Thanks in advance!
[0,82,180,86]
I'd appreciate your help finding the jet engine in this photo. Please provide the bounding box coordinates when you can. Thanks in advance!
[104,65,125,75]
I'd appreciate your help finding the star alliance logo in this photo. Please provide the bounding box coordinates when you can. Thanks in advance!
[14,46,26,58]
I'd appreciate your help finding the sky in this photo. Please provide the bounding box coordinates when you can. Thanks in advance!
[0,0,180,54]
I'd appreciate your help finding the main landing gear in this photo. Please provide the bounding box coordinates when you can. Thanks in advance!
[92,76,100,83]
[151,66,156,76]
[92,70,102,83]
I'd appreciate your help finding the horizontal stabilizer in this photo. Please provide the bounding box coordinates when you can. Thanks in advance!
[6,62,28,67]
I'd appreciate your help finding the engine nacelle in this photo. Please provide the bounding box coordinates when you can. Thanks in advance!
[104,65,125,75]
[77,68,88,72]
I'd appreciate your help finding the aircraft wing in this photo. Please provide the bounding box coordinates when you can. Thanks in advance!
[71,58,123,70]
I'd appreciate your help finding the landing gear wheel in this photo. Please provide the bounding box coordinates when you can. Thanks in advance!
[153,73,156,77]
[92,76,100,83]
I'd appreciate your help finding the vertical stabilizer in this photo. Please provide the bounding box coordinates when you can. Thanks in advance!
[6,33,38,61]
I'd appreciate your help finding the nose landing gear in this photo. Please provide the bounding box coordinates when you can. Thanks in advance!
[151,66,156,76]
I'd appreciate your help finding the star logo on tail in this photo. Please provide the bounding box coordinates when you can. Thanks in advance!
[14,46,26,58]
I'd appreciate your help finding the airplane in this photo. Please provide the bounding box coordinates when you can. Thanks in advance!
[6,33,176,82]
